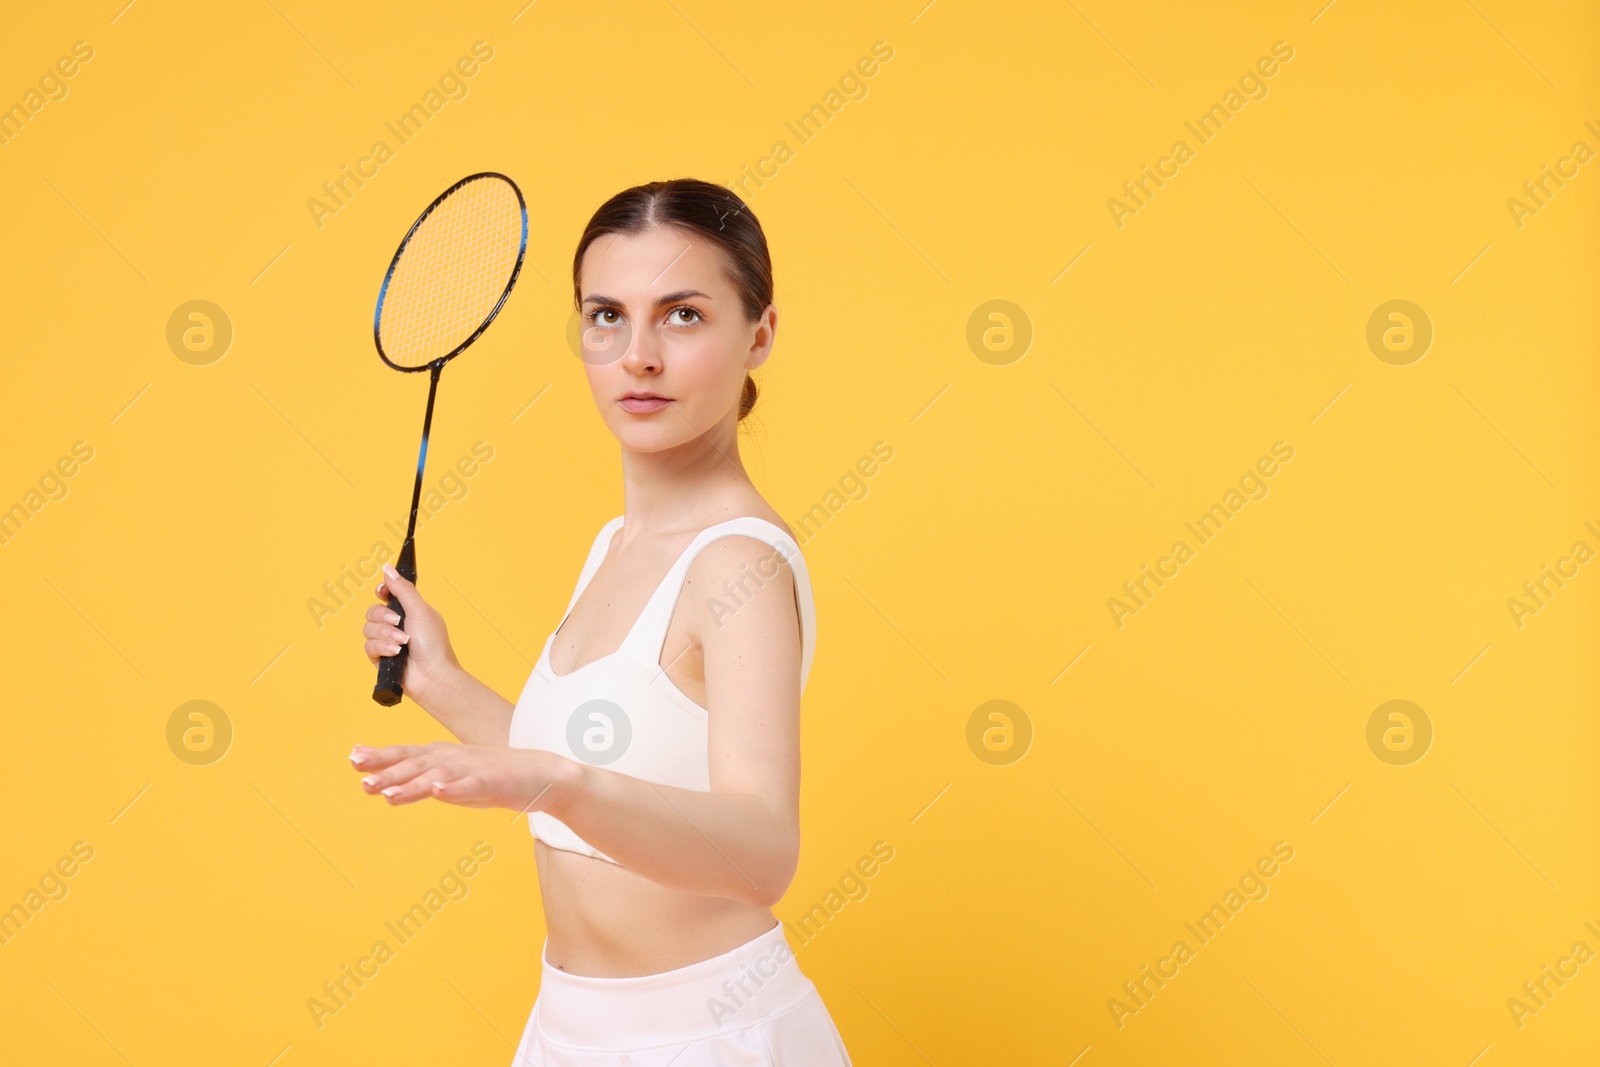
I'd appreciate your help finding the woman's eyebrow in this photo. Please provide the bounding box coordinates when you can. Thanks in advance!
[582,289,715,307]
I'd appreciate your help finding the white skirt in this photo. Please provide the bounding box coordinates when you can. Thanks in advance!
[513,920,852,1065]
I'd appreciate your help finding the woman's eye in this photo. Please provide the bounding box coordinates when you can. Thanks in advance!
[670,306,702,325]
[589,308,621,326]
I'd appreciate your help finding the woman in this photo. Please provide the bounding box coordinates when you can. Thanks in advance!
[351,178,852,1065]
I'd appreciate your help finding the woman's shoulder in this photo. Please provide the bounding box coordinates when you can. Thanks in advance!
[681,507,816,686]
[705,500,800,546]
[728,513,800,549]
[679,503,812,595]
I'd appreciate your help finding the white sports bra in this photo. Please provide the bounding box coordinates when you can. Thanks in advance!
[507,514,816,865]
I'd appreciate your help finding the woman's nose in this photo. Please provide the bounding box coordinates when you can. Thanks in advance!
[619,323,659,369]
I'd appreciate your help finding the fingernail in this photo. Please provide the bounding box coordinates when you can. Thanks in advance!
[381,786,401,797]
[351,753,367,766]
[362,775,378,787]
[386,613,401,625]
[431,781,446,790]
[397,633,409,643]
[383,564,398,580]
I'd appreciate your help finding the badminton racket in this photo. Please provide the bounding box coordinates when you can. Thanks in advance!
[370,171,528,706]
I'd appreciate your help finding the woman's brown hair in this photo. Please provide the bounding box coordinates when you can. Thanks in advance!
[572,179,772,421]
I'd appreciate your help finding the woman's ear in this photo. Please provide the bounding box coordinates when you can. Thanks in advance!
[745,304,777,370]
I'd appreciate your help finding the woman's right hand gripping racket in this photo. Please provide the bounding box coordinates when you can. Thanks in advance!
[369,172,527,706]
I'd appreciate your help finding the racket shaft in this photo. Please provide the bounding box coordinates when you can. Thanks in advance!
[371,365,439,707]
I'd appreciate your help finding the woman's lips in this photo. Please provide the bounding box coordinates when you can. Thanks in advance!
[619,396,670,413]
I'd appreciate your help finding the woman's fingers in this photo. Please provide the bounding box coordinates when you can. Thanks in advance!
[432,773,494,808]
[360,755,430,792]
[361,603,407,663]
[365,603,402,626]
[354,744,466,798]
[361,619,410,645]
[376,776,433,804]
[381,564,425,617]
[377,759,469,805]
[360,568,458,713]
[350,742,504,808]
[350,743,428,772]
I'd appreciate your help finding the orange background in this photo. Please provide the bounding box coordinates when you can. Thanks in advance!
[1,1,1597,1064]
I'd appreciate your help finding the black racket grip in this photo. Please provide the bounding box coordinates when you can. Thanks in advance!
[372,539,417,706]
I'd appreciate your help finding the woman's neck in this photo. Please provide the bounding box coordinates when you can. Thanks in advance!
[615,432,753,538]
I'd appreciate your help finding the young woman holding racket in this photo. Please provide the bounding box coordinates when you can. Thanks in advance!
[352,178,852,1065]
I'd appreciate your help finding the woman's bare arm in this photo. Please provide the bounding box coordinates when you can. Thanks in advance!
[420,666,516,747]
[545,766,798,907]
[356,537,807,906]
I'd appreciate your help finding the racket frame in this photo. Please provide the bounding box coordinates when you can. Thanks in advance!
[372,170,530,373]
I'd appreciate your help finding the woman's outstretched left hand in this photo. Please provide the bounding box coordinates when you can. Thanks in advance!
[350,742,575,813]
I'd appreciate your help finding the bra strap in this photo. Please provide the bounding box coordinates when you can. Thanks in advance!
[617,517,816,690]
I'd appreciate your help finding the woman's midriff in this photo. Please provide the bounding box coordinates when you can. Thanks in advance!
[534,838,781,977]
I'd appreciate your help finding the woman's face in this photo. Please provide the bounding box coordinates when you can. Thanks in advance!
[576,225,774,451]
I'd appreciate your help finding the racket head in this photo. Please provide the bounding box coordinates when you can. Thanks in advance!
[374,171,529,372]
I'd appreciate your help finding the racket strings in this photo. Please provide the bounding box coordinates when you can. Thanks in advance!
[405,189,474,363]
[400,182,516,364]
[393,183,515,366]
[443,187,515,355]
[389,198,463,363]
[380,177,524,369]
[424,183,496,358]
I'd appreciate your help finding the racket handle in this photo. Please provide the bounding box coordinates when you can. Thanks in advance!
[372,539,417,706]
